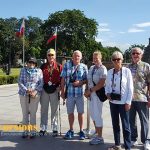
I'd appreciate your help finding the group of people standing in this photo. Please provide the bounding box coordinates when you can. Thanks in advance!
[18,47,150,150]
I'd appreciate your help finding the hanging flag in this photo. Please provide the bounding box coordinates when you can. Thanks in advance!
[16,19,25,37]
[47,30,57,44]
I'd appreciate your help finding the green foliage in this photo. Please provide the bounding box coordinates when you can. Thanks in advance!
[0,75,18,85]
[0,9,122,65]
[0,68,20,76]
[0,17,44,66]
[0,68,19,85]
[41,9,99,59]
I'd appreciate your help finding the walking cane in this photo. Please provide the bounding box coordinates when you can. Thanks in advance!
[58,92,61,136]
[27,94,31,137]
[29,94,31,104]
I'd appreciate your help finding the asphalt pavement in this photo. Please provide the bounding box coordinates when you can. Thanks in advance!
[0,84,148,150]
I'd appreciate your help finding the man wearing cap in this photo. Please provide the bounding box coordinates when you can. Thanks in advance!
[18,57,43,138]
[40,48,62,136]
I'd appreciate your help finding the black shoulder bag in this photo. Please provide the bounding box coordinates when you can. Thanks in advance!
[92,66,107,102]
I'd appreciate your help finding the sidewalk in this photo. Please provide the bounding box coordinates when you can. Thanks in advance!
[0,84,146,150]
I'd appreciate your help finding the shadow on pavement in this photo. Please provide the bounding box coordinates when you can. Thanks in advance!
[0,133,115,150]
[0,132,144,150]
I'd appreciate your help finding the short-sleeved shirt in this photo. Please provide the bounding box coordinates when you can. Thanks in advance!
[128,61,150,102]
[88,65,107,89]
[61,60,88,97]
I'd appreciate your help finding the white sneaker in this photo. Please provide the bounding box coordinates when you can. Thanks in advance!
[144,140,150,150]
[89,137,104,145]
[131,141,138,147]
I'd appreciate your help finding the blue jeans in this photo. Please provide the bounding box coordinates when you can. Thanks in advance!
[110,102,131,149]
[129,101,149,143]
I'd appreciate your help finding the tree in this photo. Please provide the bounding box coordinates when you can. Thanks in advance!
[0,10,122,66]
[19,16,44,60]
[40,9,99,60]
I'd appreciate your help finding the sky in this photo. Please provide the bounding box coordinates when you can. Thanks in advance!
[0,0,150,51]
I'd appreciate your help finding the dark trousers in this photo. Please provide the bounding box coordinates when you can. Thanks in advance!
[129,101,149,143]
[110,102,131,149]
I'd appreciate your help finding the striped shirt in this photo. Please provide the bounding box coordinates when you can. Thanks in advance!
[61,60,88,97]
[18,67,43,96]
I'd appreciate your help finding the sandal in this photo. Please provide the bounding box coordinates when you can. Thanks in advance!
[108,145,122,150]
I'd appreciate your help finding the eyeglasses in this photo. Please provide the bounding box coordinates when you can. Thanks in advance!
[47,54,54,57]
[112,58,121,62]
[132,52,141,55]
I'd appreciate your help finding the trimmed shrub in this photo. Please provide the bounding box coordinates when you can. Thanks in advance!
[0,75,18,85]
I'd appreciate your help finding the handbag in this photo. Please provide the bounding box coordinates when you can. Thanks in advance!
[93,82,107,102]
[92,66,107,102]
[43,84,57,94]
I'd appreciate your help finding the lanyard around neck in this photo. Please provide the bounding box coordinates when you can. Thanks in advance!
[112,68,122,94]
[71,61,79,76]
[48,64,54,77]
[92,65,100,85]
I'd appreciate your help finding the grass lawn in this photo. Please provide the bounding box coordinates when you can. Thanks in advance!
[0,68,21,76]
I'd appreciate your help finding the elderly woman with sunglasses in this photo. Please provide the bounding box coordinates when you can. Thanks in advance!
[105,51,133,150]
[18,57,43,138]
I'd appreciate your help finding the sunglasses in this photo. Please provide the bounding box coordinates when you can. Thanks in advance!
[132,52,141,55]
[112,58,121,62]
[47,54,54,57]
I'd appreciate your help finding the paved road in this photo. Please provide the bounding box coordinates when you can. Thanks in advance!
[0,84,148,150]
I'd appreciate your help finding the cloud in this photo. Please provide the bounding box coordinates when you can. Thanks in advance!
[128,28,145,33]
[98,23,110,32]
[119,31,126,34]
[99,28,110,32]
[95,38,104,42]
[98,23,109,27]
[135,22,150,28]
[101,41,130,51]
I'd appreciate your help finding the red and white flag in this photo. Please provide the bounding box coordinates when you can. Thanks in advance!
[47,30,57,44]
[16,19,25,37]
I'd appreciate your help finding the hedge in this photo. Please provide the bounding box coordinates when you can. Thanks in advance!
[0,75,19,85]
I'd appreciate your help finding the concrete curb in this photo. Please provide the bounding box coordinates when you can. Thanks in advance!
[0,83,18,88]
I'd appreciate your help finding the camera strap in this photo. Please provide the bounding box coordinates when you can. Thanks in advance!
[70,61,79,78]
[91,65,102,86]
[112,68,122,94]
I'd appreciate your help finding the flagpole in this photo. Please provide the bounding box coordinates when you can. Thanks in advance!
[22,18,25,67]
[23,31,25,67]
[55,27,57,56]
